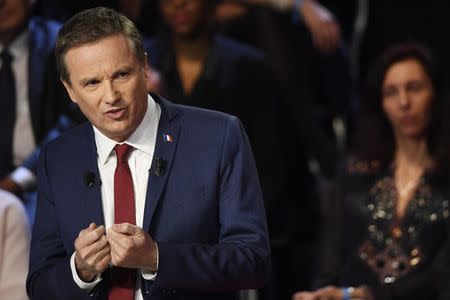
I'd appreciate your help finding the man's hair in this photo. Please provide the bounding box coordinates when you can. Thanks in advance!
[55,6,146,84]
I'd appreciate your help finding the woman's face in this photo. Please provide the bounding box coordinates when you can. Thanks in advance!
[382,58,434,139]
[159,0,209,38]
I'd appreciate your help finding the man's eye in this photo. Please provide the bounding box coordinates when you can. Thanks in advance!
[86,80,99,86]
[118,72,129,79]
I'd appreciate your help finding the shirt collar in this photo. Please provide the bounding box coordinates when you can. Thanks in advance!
[0,29,29,59]
[94,94,160,165]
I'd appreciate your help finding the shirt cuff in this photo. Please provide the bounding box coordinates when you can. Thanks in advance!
[10,167,36,191]
[70,252,102,290]
[141,242,159,280]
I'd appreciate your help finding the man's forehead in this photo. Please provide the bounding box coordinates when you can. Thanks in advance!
[64,36,134,68]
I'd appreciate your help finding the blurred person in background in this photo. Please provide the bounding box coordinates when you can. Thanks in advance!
[293,43,450,300]
[216,1,355,298]
[146,0,284,231]
[32,0,161,38]
[0,0,79,222]
[0,190,30,300]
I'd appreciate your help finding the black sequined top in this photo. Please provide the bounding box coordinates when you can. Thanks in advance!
[314,160,450,300]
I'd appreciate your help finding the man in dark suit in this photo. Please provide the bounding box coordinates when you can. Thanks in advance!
[0,0,77,210]
[27,7,270,300]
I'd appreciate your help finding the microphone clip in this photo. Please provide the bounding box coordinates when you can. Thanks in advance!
[84,171,98,188]
[155,157,166,176]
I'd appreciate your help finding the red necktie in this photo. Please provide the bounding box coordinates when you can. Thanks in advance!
[109,143,136,300]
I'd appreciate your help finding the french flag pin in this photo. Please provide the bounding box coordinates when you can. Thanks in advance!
[163,133,173,142]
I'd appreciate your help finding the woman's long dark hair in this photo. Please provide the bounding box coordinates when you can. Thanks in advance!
[354,43,450,178]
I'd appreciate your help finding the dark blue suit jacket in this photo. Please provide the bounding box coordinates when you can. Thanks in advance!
[27,95,271,300]
[17,17,78,175]
[27,17,61,142]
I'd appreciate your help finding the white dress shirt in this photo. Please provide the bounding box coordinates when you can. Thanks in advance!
[1,30,37,189]
[70,95,161,300]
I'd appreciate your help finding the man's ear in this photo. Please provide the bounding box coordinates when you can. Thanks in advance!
[61,78,77,104]
[144,52,151,79]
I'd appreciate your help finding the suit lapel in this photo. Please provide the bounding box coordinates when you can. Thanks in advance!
[143,95,180,231]
[79,125,105,227]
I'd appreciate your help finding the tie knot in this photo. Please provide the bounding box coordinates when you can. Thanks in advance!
[1,49,13,65]
[114,143,133,163]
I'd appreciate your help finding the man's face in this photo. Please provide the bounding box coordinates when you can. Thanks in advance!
[63,34,150,142]
[0,0,30,36]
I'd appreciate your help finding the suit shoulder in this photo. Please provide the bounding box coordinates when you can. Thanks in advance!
[44,122,92,153]
[168,102,240,133]
[177,102,239,123]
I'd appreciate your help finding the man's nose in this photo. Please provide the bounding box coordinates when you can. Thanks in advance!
[103,81,120,104]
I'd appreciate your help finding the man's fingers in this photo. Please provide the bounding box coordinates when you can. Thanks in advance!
[78,223,97,237]
[75,224,105,251]
[76,237,111,274]
[91,243,111,264]
[107,228,135,251]
[76,234,109,261]
[78,224,105,243]
[111,223,139,235]
[106,229,122,249]
[97,252,112,272]
[109,237,130,266]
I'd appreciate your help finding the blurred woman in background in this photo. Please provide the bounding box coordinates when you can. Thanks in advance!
[292,43,450,300]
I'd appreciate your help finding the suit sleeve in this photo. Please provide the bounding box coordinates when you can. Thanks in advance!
[26,145,102,300]
[155,116,271,292]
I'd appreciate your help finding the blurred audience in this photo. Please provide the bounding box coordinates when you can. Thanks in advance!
[293,43,450,300]
[145,0,284,214]
[0,0,81,222]
[215,1,355,298]
[216,0,355,155]
[0,190,30,300]
[33,0,161,37]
